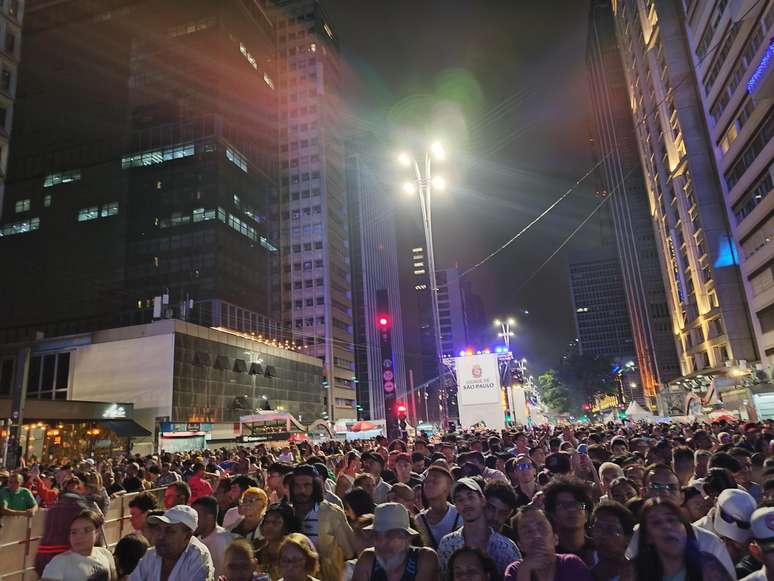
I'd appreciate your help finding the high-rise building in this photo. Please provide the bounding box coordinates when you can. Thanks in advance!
[569,247,636,361]
[346,140,407,422]
[0,0,281,345]
[611,0,760,394]
[586,0,681,402]
[681,1,773,367]
[437,267,467,357]
[0,0,22,220]
[269,0,355,421]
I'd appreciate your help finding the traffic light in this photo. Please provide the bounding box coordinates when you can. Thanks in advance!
[396,402,408,431]
[376,314,392,330]
[582,403,591,412]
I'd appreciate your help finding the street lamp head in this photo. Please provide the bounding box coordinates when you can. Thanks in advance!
[493,319,501,326]
[397,152,412,167]
[507,318,516,326]
[430,141,446,160]
[402,182,416,195]
[432,175,446,191]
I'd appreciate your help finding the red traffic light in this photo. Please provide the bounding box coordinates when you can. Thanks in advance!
[396,403,407,413]
[376,314,392,329]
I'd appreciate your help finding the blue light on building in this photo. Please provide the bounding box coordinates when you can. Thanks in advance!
[747,38,774,95]
[714,234,739,268]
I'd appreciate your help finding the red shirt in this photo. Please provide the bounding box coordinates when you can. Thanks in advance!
[188,473,213,503]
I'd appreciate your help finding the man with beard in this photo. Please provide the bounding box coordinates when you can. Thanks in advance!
[362,452,392,503]
[437,477,521,576]
[129,505,214,581]
[289,464,355,581]
[351,502,439,581]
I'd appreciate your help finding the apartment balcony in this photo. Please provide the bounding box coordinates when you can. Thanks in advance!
[747,38,774,103]
[731,0,762,22]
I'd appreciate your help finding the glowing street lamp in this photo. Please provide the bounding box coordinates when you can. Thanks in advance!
[494,317,516,351]
[397,141,448,425]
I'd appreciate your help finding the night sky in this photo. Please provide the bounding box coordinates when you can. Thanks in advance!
[326,0,609,376]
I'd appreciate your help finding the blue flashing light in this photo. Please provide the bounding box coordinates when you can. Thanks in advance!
[748,39,774,95]
[495,346,503,354]
[714,234,739,268]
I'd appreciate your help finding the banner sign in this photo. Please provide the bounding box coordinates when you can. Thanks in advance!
[455,354,505,431]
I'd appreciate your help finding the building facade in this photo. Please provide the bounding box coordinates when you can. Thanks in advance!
[270,0,356,422]
[569,247,637,360]
[0,0,22,219]
[612,0,760,391]
[346,142,408,422]
[0,0,280,344]
[586,0,681,401]
[437,267,468,356]
[0,319,325,453]
[681,0,774,366]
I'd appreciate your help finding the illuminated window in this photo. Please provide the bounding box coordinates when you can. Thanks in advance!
[226,147,248,173]
[0,217,39,236]
[14,198,30,213]
[44,169,81,187]
[121,143,194,169]
[43,195,52,208]
[77,207,99,222]
[414,269,426,275]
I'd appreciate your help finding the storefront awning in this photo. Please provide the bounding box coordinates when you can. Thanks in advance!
[99,419,151,438]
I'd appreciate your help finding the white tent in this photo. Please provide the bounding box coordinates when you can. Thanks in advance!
[625,401,656,422]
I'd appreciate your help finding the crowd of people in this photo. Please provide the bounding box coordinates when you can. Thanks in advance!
[2,419,774,580]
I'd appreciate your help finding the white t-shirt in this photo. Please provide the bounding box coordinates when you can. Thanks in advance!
[417,504,461,548]
[200,526,233,578]
[626,522,734,578]
[222,506,241,530]
[41,547,116,581]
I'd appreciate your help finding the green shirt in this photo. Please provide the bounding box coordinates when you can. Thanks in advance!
[0,486,36,511]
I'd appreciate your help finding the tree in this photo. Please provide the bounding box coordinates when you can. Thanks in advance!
[559,352,617,405]
[538,353,619,415]
[538,370,572,414]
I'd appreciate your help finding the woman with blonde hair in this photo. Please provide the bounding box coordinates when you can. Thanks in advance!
[277,533,320,581]
[227,486,268,549]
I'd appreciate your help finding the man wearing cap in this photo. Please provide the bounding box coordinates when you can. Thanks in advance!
[129,505,214,581]
[363,452,392,503]
[437,477,521,576]
[351,502,439,581]
[289,464,355,581]
[415,466,461,550]
[392,453,422,488]
[709,488,759,579]
[742,506,774,580]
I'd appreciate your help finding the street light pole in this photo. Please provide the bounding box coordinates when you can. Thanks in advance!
[400,143,447,427]
[494,318,516,352]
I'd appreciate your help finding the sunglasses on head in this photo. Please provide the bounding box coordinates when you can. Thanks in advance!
[719,508,750,529]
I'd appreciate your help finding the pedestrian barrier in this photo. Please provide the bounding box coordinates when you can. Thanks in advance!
[0,489,164,581]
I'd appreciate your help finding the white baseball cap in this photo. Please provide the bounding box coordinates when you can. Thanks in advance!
[148,504,198,532]
[751,506,774,550]
[714,488,757,544]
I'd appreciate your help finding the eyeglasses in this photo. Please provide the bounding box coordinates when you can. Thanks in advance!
[648,482,677,493]
[515,463,534,472]
[719,508,750,529]
[556,501,586,512]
